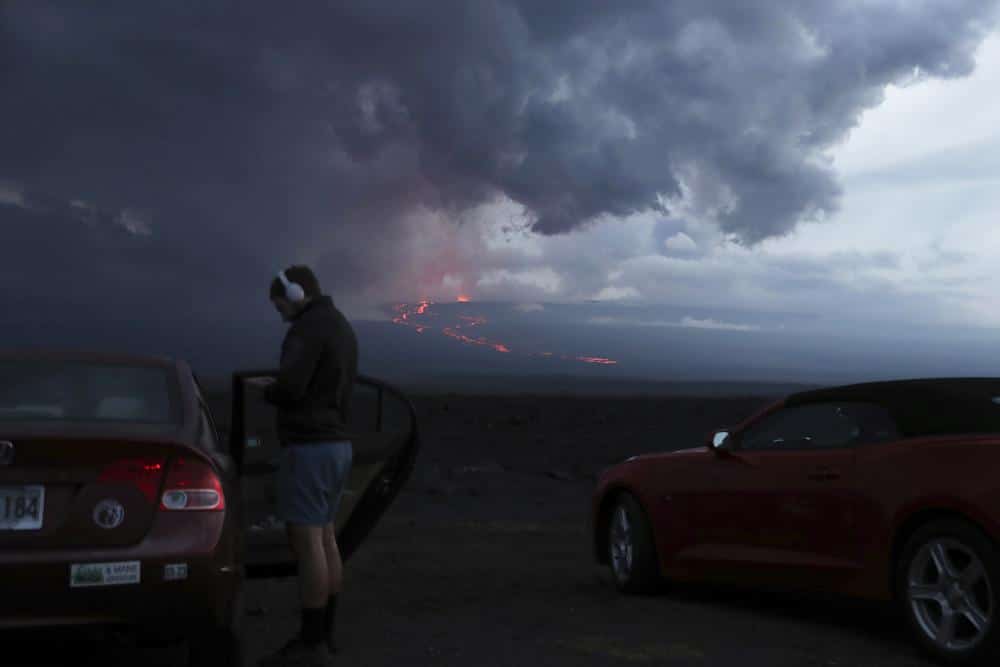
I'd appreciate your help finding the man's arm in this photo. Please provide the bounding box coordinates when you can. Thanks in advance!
[263,330,323,407]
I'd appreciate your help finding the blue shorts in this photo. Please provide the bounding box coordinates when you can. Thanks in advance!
[275,441,353,526]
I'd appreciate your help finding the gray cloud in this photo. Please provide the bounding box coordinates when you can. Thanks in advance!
[1,0,997,355]
[589,314,761,332]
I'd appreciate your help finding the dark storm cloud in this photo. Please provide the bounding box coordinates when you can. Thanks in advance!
[1,0,997,337]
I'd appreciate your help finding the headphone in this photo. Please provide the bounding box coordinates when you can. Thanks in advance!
[277,269,306,303]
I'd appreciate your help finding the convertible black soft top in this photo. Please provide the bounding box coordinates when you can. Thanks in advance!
[787,378,1000,438]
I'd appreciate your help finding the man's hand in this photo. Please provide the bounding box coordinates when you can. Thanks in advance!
[246,376,277,389]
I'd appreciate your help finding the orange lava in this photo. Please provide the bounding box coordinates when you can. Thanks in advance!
[391,302,616,365]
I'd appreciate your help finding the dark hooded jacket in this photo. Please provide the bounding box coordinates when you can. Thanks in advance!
[263,295,358,445]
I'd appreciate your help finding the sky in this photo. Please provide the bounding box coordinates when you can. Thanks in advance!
[3,1,1000,384]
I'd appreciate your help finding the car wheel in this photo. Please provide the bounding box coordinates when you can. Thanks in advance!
[607,492,660,594]
[897,519,1000,666]
[187,585,246,667]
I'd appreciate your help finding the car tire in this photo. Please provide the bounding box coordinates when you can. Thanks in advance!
[187,585,246,667]
[896,519,1000,666]
[607,492,661,595]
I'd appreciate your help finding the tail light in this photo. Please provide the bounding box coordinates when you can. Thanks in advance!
[159,456,225,511]
[98,458,166,504]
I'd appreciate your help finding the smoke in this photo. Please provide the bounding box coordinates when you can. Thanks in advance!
[1,0,997,322]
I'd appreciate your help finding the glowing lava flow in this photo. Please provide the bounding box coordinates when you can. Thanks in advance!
[392,300,431,333]
[442,314,511,353]
[391,301,617,365]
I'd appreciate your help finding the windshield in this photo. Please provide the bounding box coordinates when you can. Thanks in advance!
[0,360,180,424]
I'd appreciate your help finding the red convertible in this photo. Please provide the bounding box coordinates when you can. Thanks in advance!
[593,378,1000,666]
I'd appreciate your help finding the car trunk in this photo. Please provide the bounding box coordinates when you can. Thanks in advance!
[0,433,181,550]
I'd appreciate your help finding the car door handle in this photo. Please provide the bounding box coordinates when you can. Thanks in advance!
[807,468,841,481]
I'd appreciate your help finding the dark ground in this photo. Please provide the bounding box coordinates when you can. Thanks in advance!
[9,394,937,666]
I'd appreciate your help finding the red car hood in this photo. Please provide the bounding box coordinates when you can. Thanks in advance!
[602,445,707,476]
[632,446,706,462]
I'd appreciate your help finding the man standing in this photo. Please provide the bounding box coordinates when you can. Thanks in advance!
[253,265,358,666]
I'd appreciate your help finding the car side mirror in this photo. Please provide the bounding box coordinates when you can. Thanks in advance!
[709,430,731,455]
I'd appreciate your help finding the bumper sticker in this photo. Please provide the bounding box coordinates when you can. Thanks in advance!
[69,561,141,588]
[164,563,188,581]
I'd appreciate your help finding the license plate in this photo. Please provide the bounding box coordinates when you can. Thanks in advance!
[0,485,44,530]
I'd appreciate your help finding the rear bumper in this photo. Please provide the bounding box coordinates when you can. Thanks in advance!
[0,512,239,634]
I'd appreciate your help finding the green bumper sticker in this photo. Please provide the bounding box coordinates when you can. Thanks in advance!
[70,561,141,587]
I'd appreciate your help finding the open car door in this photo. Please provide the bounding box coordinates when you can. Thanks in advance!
[229,371,419,577]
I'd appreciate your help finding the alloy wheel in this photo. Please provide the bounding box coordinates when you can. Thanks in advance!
[907,538,994,653]
[610,505,634,582]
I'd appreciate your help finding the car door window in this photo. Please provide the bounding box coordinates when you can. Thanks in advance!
[739,403,863,451]
[840,402,899,444]
[238,373,417,575]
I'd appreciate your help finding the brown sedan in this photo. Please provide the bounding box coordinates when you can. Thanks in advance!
[0,351,419,666]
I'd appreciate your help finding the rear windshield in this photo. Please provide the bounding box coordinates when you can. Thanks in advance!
[0,360,181,424]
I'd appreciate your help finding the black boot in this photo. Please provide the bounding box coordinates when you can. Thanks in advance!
[258,607,332,667]
[325,595,338,654]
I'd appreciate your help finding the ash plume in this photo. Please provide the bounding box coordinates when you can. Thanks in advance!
[1,0,997,321]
